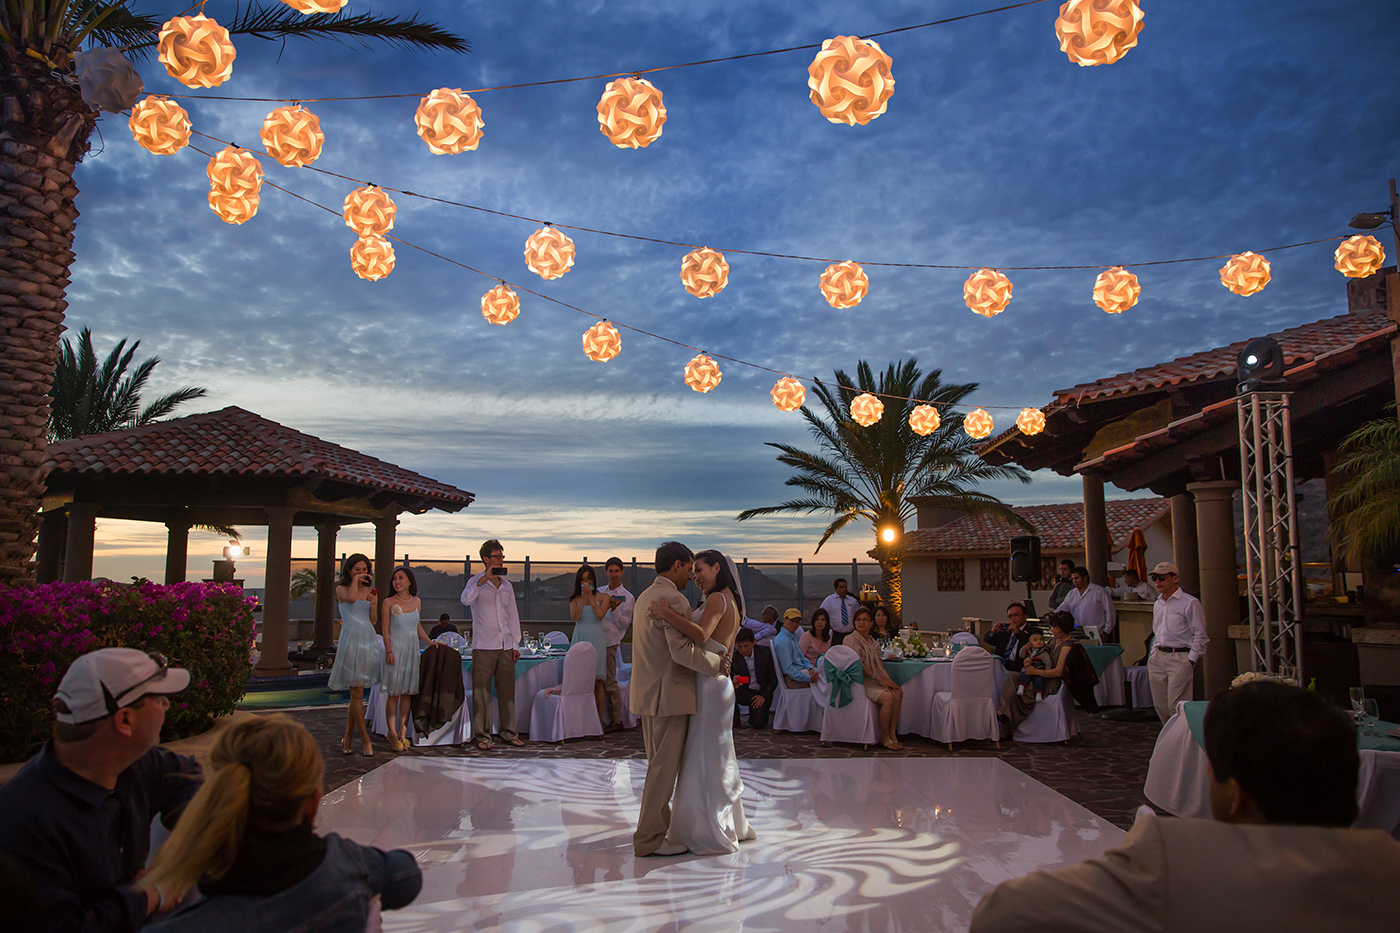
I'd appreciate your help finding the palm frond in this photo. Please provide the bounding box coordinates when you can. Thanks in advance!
[125,7,469,54]
[1329,406,1400,562]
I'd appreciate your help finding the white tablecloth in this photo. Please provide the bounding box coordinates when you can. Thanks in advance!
[894,658,1007,738]
[1091,657,1126,707]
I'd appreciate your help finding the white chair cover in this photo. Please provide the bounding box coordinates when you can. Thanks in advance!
[929,646,999,747]
[615,680,640,729]
[770,645,823,732]
[950,632,980,646]
[1012,683,1080,743]
[366,684,418,742]
[543,630,570,646]
[434,631,467,649]
[529,642,603,742]
[1125,666,1153,708]
[817,645,878,745]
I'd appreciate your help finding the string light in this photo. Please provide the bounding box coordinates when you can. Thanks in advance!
[158,14,235,88]
[819,261,869,308]
[964,408,994,439]
[685,353,722,393]
[1219,252,1271,296]
[807,35,895,125]
[524,227,576,279]
[964,268,1013,317]
[1016,407,1046,435]
[680,247,729,298]
[350,235,395,280]
[596,76,667,148]
[909,404,941,436]
[850,392,884,426]
[415,88,484,155]
[771,376,806,411]
[129,96,191,155]
[1054,0,1145,67]
[343,186,396,237]
[282,0,348,12]
[206,146,263,225]
[1334,235,1386,279]
[481,283,521,325]
[1092,266,1140,313]
[582,321,622,360]
[260,105,325,167]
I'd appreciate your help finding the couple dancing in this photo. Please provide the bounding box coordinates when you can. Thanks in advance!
[630,541,757,857]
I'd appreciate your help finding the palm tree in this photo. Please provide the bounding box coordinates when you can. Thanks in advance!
[49,327,206,440]
[1329,405,1400,563]
[0,4,467,583]
[737,359,1032,618]
[290,567,317,600]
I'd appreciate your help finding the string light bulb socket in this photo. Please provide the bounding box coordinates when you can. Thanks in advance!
[260,105,325,167]
[771,376,806,412]
[1054,0,1145,67]
[807,35,895,126]
[596,76,667,148]
[582,321,622,361]
[908,404,941,436]
[819,261,869,308]
[481,284,520,325]
[343,186,396,237]
[680,247,729,298]
[1219,252,1272,296]
[350,235,395,281]
[415,88,484,155]
[524,227,576,279]
[129,96,191,155]
[964,408,995,439]
[157,14,235,88]
[685,353,722,393]
[964,268,1013,317]
[1092,266,1141,314]
[850,393,884,427]
[1334,235,1386,279]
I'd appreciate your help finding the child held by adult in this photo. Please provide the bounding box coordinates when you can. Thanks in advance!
[1016,632,1052,702]
[328,554,382,757]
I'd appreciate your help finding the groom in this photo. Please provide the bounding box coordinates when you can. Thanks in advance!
[630,541,727,857]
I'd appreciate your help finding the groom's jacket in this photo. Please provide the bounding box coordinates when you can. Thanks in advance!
[629,575,725,717]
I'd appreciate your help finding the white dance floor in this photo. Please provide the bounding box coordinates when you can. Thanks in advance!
[318,757,1124,932]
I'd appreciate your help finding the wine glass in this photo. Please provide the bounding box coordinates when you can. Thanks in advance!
[1361,699,1380,737]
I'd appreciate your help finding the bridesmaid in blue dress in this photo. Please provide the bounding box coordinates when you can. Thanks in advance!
[329,553,382,756]
[380,566,431,752]
[568,564,612,727]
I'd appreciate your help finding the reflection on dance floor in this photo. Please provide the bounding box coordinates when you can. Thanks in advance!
[317,757,1124,932]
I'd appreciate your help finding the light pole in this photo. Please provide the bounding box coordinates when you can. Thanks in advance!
[1348,178,1400,415]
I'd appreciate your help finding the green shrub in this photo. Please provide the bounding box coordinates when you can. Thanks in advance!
[0,581,255,762]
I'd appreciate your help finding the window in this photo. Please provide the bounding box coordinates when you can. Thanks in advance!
[1033,556,1059,590]
[980,557,1010,591]
[937,558,965,591]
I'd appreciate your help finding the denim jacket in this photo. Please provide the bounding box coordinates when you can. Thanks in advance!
[149,833,422,933]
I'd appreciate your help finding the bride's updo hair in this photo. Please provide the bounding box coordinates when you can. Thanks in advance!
[694,549,743,619]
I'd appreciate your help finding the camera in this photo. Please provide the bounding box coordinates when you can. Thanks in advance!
[491,566,508,576]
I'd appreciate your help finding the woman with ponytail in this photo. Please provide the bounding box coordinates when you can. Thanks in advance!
[142,714,420,932]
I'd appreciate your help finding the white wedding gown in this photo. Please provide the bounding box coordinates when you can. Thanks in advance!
[666,596,757,855]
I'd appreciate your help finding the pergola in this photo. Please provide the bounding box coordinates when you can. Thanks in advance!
[37,406,474,676]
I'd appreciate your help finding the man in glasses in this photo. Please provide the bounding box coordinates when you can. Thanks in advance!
[1146,561,1207,723]
[0,647,202,931]
[461,538,524,750]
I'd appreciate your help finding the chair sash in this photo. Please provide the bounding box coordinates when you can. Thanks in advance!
[823,658,863,708]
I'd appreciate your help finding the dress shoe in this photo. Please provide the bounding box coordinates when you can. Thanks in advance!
[648,840,688,857]
[604,721,623,734]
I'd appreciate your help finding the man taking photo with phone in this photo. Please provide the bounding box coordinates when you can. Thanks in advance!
[461,539,524,750]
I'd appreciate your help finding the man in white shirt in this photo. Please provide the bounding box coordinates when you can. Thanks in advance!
[1057,566,1115,637]
[819,579,862,646]
[599,556,635,733]
[1146,560,1207,723]
[742,605,780,646]
[1107,568,1155,601]
[460,538,523,750]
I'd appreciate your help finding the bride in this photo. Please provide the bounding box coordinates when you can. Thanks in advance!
[647,549,757,855]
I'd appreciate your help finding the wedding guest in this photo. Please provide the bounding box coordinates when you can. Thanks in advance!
[599,557,635,733]
[1058,566,1115,637]
[820,578,862,646]
[141,715,422,932]
[842,607,904,750]
[1047,559,1076,610]
[1014,632,1052,702]
[569,564,611,727]
[971,681,1400,932]
[997,613,1075,740]
[773,608,819,687]
[380,566,431,753]
[461,539,524,750]
[0,648,200,933]
[731,629,777,728]
[742,605,780,644]
[1107,568,1155,601]
[427,613,458,640]
[984,602,1041,672]
[328,553,381,757]
[870,605,898,640]
[1147,561,1207,723]
[799,608,833,664]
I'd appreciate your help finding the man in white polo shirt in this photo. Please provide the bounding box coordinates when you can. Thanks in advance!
[1147,560,1207,723]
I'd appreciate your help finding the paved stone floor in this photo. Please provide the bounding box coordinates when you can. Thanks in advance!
[290,706,1159,830]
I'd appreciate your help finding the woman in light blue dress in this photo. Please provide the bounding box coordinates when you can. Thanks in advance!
[568,564,611,727]
[329,553,382,757]
[380,566,431,752]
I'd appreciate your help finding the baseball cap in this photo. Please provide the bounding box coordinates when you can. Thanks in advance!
[1149,562,1180,578]
[52,648,190,726]
[783,608,803,621]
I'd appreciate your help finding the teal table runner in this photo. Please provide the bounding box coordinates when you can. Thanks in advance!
[460,655,559,696]
[1083,644,1124,678]
[1183,699,1400,753]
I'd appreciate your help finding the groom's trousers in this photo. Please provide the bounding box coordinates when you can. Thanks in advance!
[635,713,689,855]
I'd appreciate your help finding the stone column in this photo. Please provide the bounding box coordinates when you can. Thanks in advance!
[164,520,190,584]
[62,502,100,582]
[35,509,65,583]
[1189,481,1240,698]
[1170,493,1200,596]
[255,507,297,678]
[373,515,399,601]
[1082,472,1111,585]
[313,523,339,651]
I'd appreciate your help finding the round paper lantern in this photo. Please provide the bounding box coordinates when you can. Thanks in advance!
[680,248,729,298]
[1092,266,1141,314]
[157,14,235,88]
[129,96,191,155]
[964,408,994,440]
[771,376,806,412]
[596,77,667,149]
[807,35,895,126]
[1016,407,1046,436]
[684,353,722,393]
[350,235,395,281]
[282,0,348,12]
[819,261,869,308]
[415,88,484,155]
[582,321,622,361]
[850,392,884,427]
[524,227,576,280]
[207,187,260,225]
[1219,252,1272,296]
[480,284,520,325]
[260,105,325,167]
[342,186,396,237]
[206,147,263,224]
[964,268,1013,317]
[76,48,143,113]
[1334,235,1386,279]
[908,404,941,436]
[1054,0,1145,67]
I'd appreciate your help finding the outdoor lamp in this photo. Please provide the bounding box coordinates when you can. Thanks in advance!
[819,261,869,308]
[206,147,263,224]
[680,247,729,298]
[158,14,235,88]
[350,235,395,281]
[881,527,898,544]
[964,408,994,439]
[1236,336,1286,385]
[964,268,1013,317]
[1092,266,1140,313]
[1054,0,1145,67]
[850,393,884,426]
[1219,252,1271,296]
[129,96,191,155]
[1016,407,1046,435]
[908,403,941,436]
[524,227,576,279]
[596,77,667,148]
[343,186,396,237]
[415,88,484,154]
[76,48,143,113]
[771,376,806,411]
[261,105,325,167]
[685,353,722,393]
[582,321,622,361]
[282,1,348,13]
[481,284,520,325]
[207,186,260,224]
[1348,211,1390,230]
[224,543,251,560]
[1334,235,1386,278]
[807,35,895,126]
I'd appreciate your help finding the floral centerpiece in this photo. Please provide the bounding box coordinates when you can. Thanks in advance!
[891,632,928,659]
[1230,670,1299,689]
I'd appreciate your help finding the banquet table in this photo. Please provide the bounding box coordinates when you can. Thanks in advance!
[368,652,567,741]
[886,657,1008,738]
[1144,700,1400,838]
[1084,645,1125,707]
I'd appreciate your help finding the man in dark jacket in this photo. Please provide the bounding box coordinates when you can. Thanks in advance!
[1048,559,1076,610]
[984,603,1041,673]
[731,629,777,728]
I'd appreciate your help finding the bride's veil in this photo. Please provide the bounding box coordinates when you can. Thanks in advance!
[722,553,746,623]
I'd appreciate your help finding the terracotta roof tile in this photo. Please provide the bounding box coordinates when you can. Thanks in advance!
[903,498,1169,555]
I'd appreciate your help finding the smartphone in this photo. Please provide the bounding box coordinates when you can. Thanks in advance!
[491,567,508,576]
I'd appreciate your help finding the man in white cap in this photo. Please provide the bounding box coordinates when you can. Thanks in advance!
[1146,561,1208,723]
[0,648,202,932]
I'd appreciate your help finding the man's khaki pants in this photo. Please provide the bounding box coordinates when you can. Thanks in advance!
[604,643,624,724]
[471,648,518,742]
[635,714,688,855]
[1148,650,1194,724]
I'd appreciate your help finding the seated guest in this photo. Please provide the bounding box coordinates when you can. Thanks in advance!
[731,629,777,728]
[1107,568,1154,601]
[996,613,1075,740]
[870,605,898,640]
[799,608,833,664]
[971,681,1400,931]
[427,613,458,640]
[0,648,201,932]
[984,602,1040,672]
[142,714,422,932]
[742,605,780,644]
[772,608,819,687]
[842,607,904,751]
[1014,632,1053,702]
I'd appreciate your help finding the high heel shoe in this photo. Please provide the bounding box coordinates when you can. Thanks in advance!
[360,741,374,757]
[341,738,353,756]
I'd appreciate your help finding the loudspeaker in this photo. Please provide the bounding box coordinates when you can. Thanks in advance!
[1010,535,1041,583]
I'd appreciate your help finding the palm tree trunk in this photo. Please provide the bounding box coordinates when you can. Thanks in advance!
[0,49,96,584]
[877,545,903,623]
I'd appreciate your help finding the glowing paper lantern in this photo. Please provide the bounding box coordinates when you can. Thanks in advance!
[206,147,263,223]
[75,48,143,113]
[819,261,869,308]
[1219,252,1272,296]
[1054,0,1145,67]
[282,0,348,12]
[680,248,729,298]
[964,408,994,440]
[157,14,235,88]
[129,96,191,155]
[415,88,484,155]
[582,321,622,361]
[260,105,325,167]
[850,393,884,427]
[207,187,260,225]
[596,77,667,149]
[524,227,576,280]
[684,353,722,393]
[807,35,895,126]
[964,268,1013,317]
[908,404,941,436]
[1016,407,1046,436]
[342,186,396,237]
[1092,266,1141,314]
[1334,235,1386,279]
[771,377,806,412]
[480,284,520,325]
[350,235,395,281]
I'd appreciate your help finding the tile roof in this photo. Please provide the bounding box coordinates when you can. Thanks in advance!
[902,498,1170,555]
[46,407,473,509]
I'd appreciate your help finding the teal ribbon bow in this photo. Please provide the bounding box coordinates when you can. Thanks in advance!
[824,658,863,708]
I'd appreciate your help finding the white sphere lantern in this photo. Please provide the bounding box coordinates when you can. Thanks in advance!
[582,321,622,361]
[1054,0,1145,67]
[1334,235,1386,279]
[596,76,667,149]
[964,268,1013,317]
[206,146,263,224]
[680,247,729,298]
[261,105,325,167]
[415,88,484,155]
[158,14,236,88]
[819,261,869,308]
[1016,407,1046,436]
[685,353,722,393]
[964,408,994,439]
[1219,252,1272,296]
[771,376,806,412]
[75,48,143,113]
[129,96,191,155]
[807,35,895,126]
[481,284,520,325]
[1092,266,1141,314]
[343,186,396,237]
[350,235,395,281]
[850,392,884,427]
[908,404,941,436]
[524,227,576,280]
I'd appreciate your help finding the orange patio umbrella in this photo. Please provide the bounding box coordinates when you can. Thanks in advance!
[1126,527,1149,580]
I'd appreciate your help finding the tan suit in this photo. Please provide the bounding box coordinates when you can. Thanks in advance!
[970,807,1400,933]
[629,575,724,855]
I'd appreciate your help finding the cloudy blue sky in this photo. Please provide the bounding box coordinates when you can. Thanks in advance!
[76,1,1400,585]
